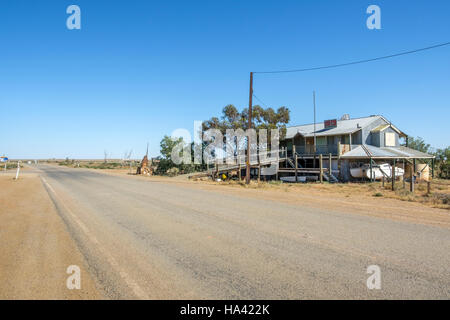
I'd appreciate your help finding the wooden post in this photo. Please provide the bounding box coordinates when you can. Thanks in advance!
[215,162,218,180]
[402,159,405,189]
[382,175,385,188]
[431,158,435,179]
[328,153,332,181]
[258,163,261,182]
[319,154,323,183]
[410,159,415,193]
[392,159,396,191]
[295,154,298,182]
[369,158,373,182]
[285,146,288,167]
[238,163,241,181]
[427,181,431,195]
[245,72,253,185]
[293,144,297,182]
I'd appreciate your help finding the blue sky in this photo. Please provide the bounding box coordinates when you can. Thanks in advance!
[1,0,449,159]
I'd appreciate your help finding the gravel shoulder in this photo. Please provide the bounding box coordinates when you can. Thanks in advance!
[0,173,102,299]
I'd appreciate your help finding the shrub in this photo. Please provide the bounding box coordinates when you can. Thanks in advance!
[166,167,180,177]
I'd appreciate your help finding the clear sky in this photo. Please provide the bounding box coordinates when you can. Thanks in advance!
[1,0,449,159]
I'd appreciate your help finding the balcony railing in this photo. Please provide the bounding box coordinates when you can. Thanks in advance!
[294,145,339,156]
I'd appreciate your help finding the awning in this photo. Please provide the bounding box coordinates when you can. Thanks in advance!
[340,145,434,159]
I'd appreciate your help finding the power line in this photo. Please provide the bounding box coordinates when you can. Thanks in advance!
[253,41,450,74]
[252,93,269,108]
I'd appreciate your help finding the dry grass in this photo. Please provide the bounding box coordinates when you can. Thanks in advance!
[213,178,450,210]
[54,159,139,170]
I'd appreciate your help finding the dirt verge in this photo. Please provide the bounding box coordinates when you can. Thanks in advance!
[0,174,102,299]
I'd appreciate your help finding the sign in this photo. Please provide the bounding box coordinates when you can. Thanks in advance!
[0,157,8,162]
[324,119,337,129]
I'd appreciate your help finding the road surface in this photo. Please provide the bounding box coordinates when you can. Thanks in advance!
[35,164,450,299]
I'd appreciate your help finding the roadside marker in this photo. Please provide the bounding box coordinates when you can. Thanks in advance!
[14,161,20,180]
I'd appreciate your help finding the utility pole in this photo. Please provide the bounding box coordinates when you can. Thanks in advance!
[313,91,317,168]
[246,72,253,184]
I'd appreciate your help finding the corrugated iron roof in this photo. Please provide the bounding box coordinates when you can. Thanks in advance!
[382,146,434,158]
[340,145,434,159]
[285,115,381,139]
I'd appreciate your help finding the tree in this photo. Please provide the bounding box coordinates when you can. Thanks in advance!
[203,104,290,134]
[434,146,450,178]
[156,135,206,175]
[405,137,449,179]
[406,136,430,153]
[103,150,109,163]
[160,135,183,162]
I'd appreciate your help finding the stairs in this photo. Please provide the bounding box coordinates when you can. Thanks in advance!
[323,172,339,183]
[287,158,295,168]
[287,157,303,169]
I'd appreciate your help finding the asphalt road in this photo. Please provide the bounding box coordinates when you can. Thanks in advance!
[36,164,450,299]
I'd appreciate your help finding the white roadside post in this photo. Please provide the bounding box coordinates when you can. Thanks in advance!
[15,161,20,180]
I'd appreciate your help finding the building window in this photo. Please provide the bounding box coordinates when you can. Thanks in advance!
[385,132,396,147]
[341,135,350,144]
[316,136,327,145]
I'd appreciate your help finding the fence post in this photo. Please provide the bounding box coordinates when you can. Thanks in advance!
[427,181,431,195]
